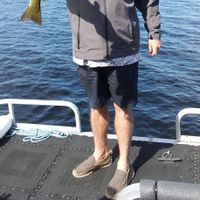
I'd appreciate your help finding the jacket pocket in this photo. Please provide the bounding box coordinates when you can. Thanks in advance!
[128,8,135,39]
[77,13,80,49]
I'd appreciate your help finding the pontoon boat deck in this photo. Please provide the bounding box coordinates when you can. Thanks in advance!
[0,99,200,200]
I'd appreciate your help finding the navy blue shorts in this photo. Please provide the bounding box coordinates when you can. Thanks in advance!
[77,62,138,109]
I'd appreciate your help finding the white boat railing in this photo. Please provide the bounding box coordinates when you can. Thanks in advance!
[176,108,200,145]
[1,99,200,145]
[0,99,81,134]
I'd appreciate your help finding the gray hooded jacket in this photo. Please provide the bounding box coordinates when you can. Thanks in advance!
[67,0,160,60]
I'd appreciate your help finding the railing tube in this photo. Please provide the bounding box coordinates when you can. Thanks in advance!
[176,108,200,142]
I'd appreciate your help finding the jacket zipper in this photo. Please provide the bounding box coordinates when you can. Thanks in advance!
[104,0,109,59]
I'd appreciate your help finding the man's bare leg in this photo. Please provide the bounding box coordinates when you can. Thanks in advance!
[105,103,134,199]
[113,103,134,172]
[90,104,110,160]
[72,104,112,178]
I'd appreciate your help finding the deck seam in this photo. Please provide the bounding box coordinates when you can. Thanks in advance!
[26,137,72,200]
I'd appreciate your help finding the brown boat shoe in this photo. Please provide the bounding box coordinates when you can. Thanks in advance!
[72,150,113,178]
[105,165,135,199]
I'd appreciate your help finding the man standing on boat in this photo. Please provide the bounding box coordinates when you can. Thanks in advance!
[67,0,161,198]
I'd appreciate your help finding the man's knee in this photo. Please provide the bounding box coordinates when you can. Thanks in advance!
[91,104,109,118]
[113,103,133,119]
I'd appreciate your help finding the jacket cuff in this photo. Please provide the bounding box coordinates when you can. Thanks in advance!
[149,31,161,40]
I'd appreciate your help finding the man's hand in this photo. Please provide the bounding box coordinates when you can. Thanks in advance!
[148,39,161,56]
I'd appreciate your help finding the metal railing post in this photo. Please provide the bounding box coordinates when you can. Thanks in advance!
[8,101,16,124]
[176,108,200,143]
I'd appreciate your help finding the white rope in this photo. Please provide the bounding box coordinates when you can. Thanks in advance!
[6,127,75,143]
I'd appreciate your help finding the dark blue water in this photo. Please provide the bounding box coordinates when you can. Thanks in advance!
[0,0,200,139]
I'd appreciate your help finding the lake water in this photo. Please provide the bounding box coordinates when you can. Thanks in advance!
[0,0,200,139]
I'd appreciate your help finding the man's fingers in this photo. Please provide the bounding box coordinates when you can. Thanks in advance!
[148,39,161,56]
[148,42,153,55]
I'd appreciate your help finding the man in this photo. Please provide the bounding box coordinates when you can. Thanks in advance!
[67,0,161,198]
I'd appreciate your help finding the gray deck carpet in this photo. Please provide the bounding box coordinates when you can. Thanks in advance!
[0,134,199,200]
